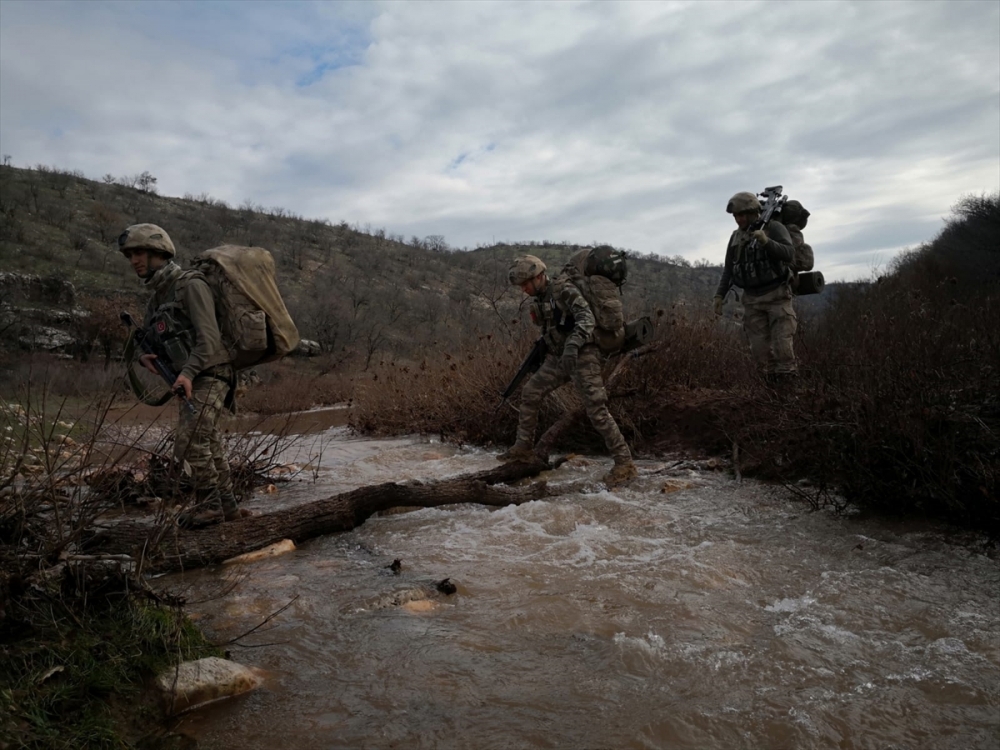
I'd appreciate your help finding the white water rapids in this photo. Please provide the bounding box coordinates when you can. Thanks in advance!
[161,426,1000,750]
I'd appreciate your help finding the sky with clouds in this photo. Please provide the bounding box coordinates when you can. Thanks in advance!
[1,0,997,281]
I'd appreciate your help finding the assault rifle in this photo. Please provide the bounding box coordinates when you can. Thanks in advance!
[120,311,197,415]
[747,185,788,252]
[496,337,548,412]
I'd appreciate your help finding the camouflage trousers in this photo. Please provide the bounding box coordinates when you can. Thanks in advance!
[516,343,631,462]
[743,284,798,375]
[173,369,234,501]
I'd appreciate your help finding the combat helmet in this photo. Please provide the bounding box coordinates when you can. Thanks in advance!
[117,223,176,258]
[726,192,761,214]
[508,255,547,285]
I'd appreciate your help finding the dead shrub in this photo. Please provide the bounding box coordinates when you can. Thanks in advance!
[350,333,530,446]
[238,362,354,415]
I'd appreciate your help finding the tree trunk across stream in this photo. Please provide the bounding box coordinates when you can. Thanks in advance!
[86,462,553,573]
[86,348,650,573]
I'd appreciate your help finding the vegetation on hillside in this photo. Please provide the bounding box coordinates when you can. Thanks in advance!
[0,163,720,372]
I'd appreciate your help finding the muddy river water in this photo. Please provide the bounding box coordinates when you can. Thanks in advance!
[161,423,999,750]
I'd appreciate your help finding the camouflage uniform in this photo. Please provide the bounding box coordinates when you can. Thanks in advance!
[143,261,236,515]
[513,271,632,466]
[123,224,239,519]
[715,199,798,376]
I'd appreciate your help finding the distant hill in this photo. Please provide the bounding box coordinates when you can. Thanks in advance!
[0,164,841,365]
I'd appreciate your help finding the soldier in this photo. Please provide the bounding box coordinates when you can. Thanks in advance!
[118,224,248,526]
[499,255,637,486]
[713,192,798,382]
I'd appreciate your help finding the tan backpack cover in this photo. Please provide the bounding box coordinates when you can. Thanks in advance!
[193,245,300,369]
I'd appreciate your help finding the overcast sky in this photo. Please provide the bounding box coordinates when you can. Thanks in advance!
[1,0,997,281]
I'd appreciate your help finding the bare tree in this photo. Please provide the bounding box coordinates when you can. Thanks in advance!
[361,319,387,371]
[136,171,158,194]
[425,234,449,253]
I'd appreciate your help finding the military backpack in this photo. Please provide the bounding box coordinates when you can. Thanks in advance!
[560,246,628,353]
[191,245,300,370]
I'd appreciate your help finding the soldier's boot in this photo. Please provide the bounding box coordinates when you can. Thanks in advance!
[497,443,538,463]
[603,459,638,487]
[177,488,225,529]
[220,492,252,522]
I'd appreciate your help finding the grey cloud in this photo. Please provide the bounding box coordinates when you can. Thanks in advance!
[0,0,996,281]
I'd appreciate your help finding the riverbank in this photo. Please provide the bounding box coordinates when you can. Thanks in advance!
[0,573,222,749]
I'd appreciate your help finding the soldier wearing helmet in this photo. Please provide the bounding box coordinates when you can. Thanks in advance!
[713,191,799,381]
[119,224,247,527]
[499,254,637,486]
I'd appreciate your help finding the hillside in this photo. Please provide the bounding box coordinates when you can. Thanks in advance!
[0,164,748,366]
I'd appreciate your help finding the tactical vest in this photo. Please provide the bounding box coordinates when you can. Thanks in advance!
[530,287,574,351]
[143,269,205,373]
[729,229,789,294]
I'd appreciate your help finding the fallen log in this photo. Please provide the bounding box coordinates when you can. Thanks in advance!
[86,348,656,574]
[85,462,551,573]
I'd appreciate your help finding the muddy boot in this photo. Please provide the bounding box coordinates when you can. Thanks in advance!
[603,460,638,487]
[221,492,252,522]
[178,488,224,529]
[497,443,537,463]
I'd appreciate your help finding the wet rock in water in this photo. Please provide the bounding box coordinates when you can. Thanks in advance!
[223,539,296,565]
[367,579,458,612]
[156,657,262,715]
[387,558,402,574]
[660,479,695,494]
[436,578,457,595]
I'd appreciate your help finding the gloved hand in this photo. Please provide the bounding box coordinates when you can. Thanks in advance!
[713,295,724,317]
[561,344,579,373]
[751,228,769,247]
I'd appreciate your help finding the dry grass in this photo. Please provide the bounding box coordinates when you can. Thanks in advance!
[238,358,355,414]
[349,333,524,446]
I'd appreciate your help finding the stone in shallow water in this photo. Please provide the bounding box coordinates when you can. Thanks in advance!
[156,657,262,714]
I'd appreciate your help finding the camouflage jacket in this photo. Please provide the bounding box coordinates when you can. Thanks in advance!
[143,262,231,380]
[530,276,596,354]
[715,221,795,298]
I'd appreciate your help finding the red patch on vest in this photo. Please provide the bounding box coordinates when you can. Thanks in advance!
[530,310,538,324]
[155,321,166,333]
